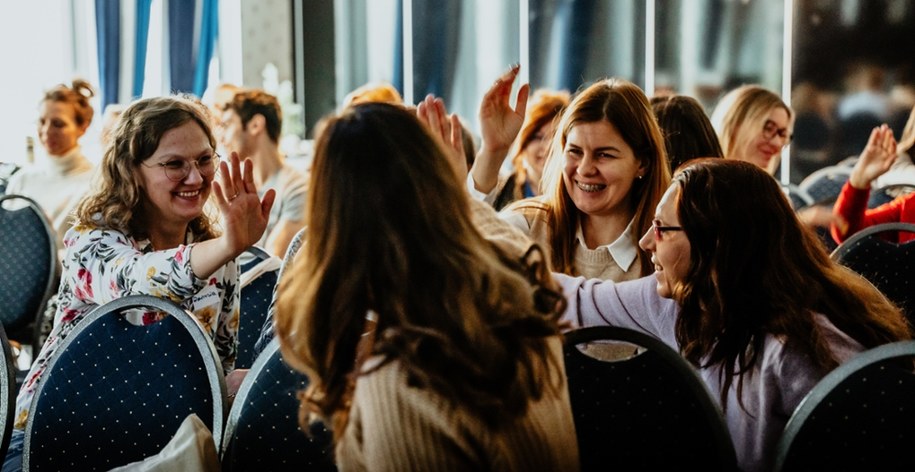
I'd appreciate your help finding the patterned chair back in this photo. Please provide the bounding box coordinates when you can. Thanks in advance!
[775,341,915,471]
[251,227,306,359]
[798,165,851,206]
[782,183,813,210]
[23,295,227,471]
[221,338,336,471]
[0,323,16,462]
[831,222,915,324]
[236,246,282,369]
[563,326,736,471]
[868,183,915,209]
[0,195,57,342]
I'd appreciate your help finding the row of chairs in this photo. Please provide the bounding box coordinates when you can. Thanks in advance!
[2,293,914,470]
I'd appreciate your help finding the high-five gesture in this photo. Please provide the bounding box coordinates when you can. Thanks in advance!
[472,65,531,194]
[849,124,898,189]
[417,94,468,180]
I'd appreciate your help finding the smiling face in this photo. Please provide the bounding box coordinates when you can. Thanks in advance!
[137,121,215,230]
[561,120,645,218]
[38,100,87,157]
[734,107,792,174]
[639,184,691,299]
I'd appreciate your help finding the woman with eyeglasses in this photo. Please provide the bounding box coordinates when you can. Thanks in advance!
[710,84,794,175]
[554,158,909,472]
[4,95,275,471]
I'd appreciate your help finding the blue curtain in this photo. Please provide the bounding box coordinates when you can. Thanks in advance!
[95,0,120,109]
[133,0,153,98]
[168,0,196,94]
[393,0,404,97]
[169,0,218,97]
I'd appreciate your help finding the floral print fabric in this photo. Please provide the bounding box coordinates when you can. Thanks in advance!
[14,225,239,429]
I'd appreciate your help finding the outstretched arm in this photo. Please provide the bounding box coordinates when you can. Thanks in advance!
[470,64,530,194]
[191,152,276,278]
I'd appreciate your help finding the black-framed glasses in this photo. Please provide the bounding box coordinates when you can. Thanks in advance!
[762,120,791,145]
[652,219,683,240]
[143,152,220,182]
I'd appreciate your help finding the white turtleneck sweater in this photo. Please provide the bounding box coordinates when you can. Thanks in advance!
[5,146,95,249]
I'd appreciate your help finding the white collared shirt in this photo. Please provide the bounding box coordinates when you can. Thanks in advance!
[574,218,638,272]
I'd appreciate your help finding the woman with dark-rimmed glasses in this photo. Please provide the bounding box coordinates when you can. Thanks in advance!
[711,84,794,176]
[4,94,275,471]
[555,158,909,472]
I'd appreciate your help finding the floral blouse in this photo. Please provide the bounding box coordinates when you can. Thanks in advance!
[14,225,240,429]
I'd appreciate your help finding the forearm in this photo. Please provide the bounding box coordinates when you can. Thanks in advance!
[470,146,510,194]
[190,237,238,280]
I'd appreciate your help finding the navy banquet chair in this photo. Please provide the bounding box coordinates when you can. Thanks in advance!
[23,295,227,471]
[221,338,336,471]
[0,194,58,352]
[563,326,737,471]
[774,340,915,471]
[236,245,282,369]
[0,323,17,462]
[831,222,915,324]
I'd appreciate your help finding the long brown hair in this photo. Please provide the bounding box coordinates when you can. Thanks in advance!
[672,159,910,407]
[275,102,566,438]
[650,94,723,172]
[531,77,670,275]
[74,95,219,240]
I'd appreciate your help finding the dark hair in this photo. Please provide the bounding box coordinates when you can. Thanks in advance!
[672,159,910,407]
[75,95,219,240]
[276,102,565,438]
[42,78,96,128]
[226,89,283,143]
[650,95,723,172]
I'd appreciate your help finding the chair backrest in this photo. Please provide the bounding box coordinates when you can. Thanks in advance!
[251,227,306,359]
[0,195,57,334]
[24,295,227,472]
[563,326,737,471]
[221,338,336,471]
[831,222,915,323]
[782,183,813,210]
[236,247,282,369]
[0,323,17,462]
[868,183,915,209]
[0,162,21,196]
[798,165,852,205]
[774,341,915,471]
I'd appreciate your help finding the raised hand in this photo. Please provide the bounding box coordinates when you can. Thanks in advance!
[417,94,468,180]
[849,124,897,189]
[213,151,276,253]
[472,64,530,194]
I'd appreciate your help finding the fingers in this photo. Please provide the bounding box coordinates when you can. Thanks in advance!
[515,83,531,117]
[260,188,277,219]
[212,180,228,207]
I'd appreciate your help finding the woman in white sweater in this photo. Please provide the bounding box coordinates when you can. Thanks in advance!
[6,79,97,249]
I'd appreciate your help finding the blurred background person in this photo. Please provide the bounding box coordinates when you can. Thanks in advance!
[711,84,794,176]
[650,94,723,172]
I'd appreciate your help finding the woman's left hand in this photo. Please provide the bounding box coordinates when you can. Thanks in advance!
[213,152,276,254]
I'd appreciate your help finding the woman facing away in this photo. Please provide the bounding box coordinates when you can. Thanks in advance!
[831,106,915,244]
[710,84,794,176]
[473,70,671,281]
[6,79,98,249]
[3,95,275,472]
[275,101,578,471]
[554,158,909,472]
[650,94,724,172]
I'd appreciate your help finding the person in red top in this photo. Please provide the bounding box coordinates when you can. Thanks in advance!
[831,122,915,243]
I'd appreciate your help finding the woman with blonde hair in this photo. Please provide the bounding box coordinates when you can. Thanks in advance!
[710,84,794,175]
[276,101,577,470]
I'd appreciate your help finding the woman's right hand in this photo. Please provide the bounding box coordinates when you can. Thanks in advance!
[849,124,897,189]
[471,65,530,194]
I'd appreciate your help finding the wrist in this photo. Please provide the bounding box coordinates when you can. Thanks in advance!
[848,171,871,190]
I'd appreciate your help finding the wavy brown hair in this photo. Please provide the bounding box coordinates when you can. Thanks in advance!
[275,102,566,439]
[523,77,670,275]
[74,95,219,240]
[671,159,910,408]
